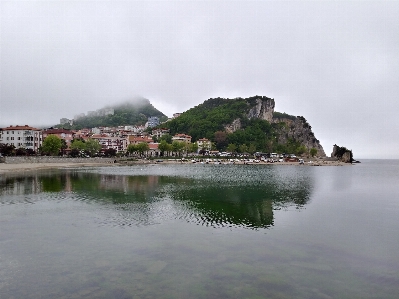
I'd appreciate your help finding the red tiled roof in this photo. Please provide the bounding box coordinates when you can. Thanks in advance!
[43,129,73,134]
[2,125,41,131]
[148,143,159,150]
[129,136,153,142]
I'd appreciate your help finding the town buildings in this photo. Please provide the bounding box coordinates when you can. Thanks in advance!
[146,116,160,128]
[1,123,203,157]
[42,128,74,150]
[0,125,42,152]
[91,134,127,153]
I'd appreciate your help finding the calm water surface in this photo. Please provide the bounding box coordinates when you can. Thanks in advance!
[1,160,398,298]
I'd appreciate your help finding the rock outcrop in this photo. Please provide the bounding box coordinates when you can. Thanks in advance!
[224,118,242,133]
[246,97,275,122]
[222,96,326,157]
[272,116,326,157]
[331,144,353,163]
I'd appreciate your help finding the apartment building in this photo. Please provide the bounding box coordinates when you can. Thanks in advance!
[91,134,128,153]
[0,125,42,152]
[172,134,192,143]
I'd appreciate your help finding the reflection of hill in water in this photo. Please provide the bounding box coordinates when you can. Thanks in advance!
[0,166,313,229]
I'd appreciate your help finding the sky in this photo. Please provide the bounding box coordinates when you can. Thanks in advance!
[1,1,398,159]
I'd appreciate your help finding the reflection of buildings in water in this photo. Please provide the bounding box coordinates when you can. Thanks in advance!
[0,174,42,196]
[64,173,72,192]
[98,175,159,196]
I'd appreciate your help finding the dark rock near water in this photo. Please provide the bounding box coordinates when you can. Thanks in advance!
[331,144,356,163]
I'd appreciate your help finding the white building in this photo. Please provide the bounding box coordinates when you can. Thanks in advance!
[0,125,42,152]
[196,138,212,153]
[91,134,128,153]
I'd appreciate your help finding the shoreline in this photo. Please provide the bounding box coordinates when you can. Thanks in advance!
[0,162,116,175]
[0,158,350,175]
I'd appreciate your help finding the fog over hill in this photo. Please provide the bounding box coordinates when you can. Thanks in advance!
[57,97,166,129]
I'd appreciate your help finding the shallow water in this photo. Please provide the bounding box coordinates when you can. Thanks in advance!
[1,160,398,298]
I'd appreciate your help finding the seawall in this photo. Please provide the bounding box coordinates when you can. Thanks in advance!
[2,156,116,164]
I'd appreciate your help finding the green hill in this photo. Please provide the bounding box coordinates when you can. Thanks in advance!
[58,98,167,129]
[164,95,326,156]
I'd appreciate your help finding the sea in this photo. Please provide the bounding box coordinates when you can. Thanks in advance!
[0,160,398,299]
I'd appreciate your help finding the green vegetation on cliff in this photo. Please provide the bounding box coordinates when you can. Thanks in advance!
[164,96,310,154]
[167,97,249,140]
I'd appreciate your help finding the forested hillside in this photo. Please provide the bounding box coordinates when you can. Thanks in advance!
[164,96,325,156]
[58,98,166,129]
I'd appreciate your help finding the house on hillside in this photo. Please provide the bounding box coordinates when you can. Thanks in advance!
[172,134,192,143]
[146,116,160,128]
[152,128,170,139]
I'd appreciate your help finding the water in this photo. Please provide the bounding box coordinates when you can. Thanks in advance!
[1,160,398,298]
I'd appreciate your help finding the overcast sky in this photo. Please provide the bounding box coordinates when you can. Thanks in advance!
[1,1,398,158]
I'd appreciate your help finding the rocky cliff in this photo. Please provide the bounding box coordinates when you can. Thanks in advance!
[225,97,275,133]
[166,95,327,156]
[246,97,275,122]
[272,116,326,157]
[223,96,326,157]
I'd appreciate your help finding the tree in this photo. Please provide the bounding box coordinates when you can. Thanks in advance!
[165,143,173,156]
[172,141,185,156]
[70,148,80,157]
[310,148,318,157]
[190,142,199,155]
[70,140,86,151]
[296,145,307,156]
[136,142,149,157]
[15,147,27,156]
[158,140,169,157]
[214,131,228,150]
[226,143,236,154]
[85,138,102,157]
[42,135,62,156]
[0,143,15,156]
[60,139,68,156]
[104,148,117,157]
[127,144,138,156]
[239,144,248,153]
[248,143,257,155]
[159,134,172,143]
